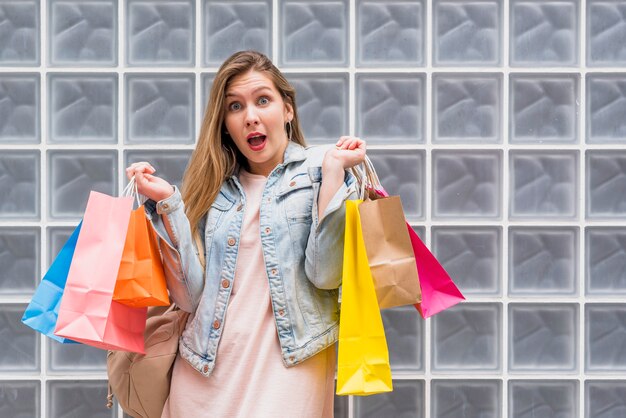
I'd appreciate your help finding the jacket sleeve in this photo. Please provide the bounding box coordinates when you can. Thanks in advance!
[144,186,205,312]
[304,169,357,289]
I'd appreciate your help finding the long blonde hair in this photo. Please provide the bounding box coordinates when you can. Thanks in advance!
[182,50,306,266]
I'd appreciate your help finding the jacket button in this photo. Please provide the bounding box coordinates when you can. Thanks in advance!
[203,365,209,373]
[265,227,271,234]
[227,237,236,246]
[289,181,296,187]
[271,268,277,275]
[289,356,295,362]
[236,204,243,211]
[162,203,169,210]
[213,320,220,329]
[266,197,271,203]
[221,279,230,288]
[278,309,285,316]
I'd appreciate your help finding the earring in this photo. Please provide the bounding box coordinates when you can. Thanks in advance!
[286,121,293,141]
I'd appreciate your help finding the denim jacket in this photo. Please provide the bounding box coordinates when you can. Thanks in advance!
[144,142,357,377]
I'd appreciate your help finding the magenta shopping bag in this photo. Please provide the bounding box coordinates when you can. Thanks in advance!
[54,191,147,353]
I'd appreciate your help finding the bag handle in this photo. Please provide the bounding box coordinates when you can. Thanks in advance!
[350,155,381,200]
[121,176,144,208]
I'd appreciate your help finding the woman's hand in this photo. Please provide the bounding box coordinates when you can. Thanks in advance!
[125,162,175,202]
[323,136,367,170]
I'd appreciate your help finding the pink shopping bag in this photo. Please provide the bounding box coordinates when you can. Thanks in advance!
[54,191,147,353]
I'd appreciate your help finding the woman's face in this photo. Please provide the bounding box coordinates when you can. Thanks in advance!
[223,70,294,177]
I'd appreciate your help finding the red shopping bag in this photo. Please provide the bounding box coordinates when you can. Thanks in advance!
[54,191,147,353]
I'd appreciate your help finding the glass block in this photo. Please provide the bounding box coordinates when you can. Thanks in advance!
[125,150,192,190]
[510,74,579,143]
[382,306,423,372]
[432,73,502,143]
[510,151,578,219]
[586,151,626,219]
[587,74,626,143]
[48,227,75,268]
[204,0,271,66]
[432,303,501,372]
[432,226,501,295]
[586,304,626,371]
[201,73,215,114]
[48,73,117,144]
[355,380,424,418]
[127,0,194,66]
[411,225,425,241]
[280,0,348,66]
[355,73,425,144]
[368,149,424,220]
[286,74,348,144]
[509,227,578,296]
[0,1,40,65]
[586,228,626,295]
[48,150,117,219]
[0,304,39,372]
[48,340,106,372]
[0,381,40,418]
[509,380,578,418]
[356,0,424,67]
[586,380,626,418]
[125,73,195,144]
[509,304,578,372]
[433,0,501,66]
[587,1,626,66]
[0,73,40,143]
[431,380,502,418]
[48,380,114,418]
[510,0,578,66]
[334,392,348,418]
[49,0,117,67]
[432,150,502,219]
[0,151,40,220]
[0,227,40,295]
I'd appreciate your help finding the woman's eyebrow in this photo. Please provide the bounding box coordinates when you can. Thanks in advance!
[225,86,273,98]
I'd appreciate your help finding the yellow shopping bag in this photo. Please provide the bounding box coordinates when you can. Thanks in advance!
[336,200,393,396]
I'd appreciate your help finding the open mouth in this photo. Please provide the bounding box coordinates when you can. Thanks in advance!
[247,135,267,150]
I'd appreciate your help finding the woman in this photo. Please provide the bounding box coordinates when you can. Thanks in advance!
[126,50,366,417]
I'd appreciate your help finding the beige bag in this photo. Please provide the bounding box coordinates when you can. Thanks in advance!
[351,157,422,309]
[106,304,189,418]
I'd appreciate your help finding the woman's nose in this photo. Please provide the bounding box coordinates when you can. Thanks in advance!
[245,107,259,126]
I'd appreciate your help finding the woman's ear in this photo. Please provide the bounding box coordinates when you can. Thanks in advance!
[284,102,294,122]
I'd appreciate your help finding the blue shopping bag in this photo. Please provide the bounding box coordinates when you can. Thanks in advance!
[22,222,82,343]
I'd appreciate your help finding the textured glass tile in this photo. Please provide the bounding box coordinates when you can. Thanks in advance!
[355,380,424,418]
[0,151,40,220]
[432,303,501,372]
[509,304,578,372]
[127,0,194,66]
[125,74,195,144]
[509,380,579,418]
[382,306,423,372]
[48,73,117,144]
[432,226,501,295]
[433,0,501,66]
[586,151,626,218]
[412,225,425,241]
[586,304,626,371]
[0,1,40,65]
[356,73,425,144]
[587,74,626,143]
[286,74,348,143]
[368,149,424,220]
[433,74,502,143]
[126,150,192,189]
[280,0,348,66]
[510,0,578,66]
[509,227,578,296]
[334,393,348,418]
[0,227,40,295]
[48,150,117,219]
[49,0,117,66]
[586,228,626,295]
[357,0,424,66]
[48,227,75,268]
[510,74,579,143]
[0,381,39,418]
[48,340,106,372]
[510,151,578,219]
[586,380,626,418]
[0,304,39,372]
[432,150,502,219]
[587,1,626,66]
[201,73,215,114]
[48,380,113,418]
[204,0,271,66]
[431,380,502,418]
[0,74,40,143]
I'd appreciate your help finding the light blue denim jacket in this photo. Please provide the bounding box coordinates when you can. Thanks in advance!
[144,142,357,377]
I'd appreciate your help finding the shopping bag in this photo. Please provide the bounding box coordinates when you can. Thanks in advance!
[54,190,147,353]
[21,222,83,344]
[336,200,393,396]
[113,184,169,307]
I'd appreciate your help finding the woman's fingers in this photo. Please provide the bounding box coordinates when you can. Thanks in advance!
[126,162,155,180]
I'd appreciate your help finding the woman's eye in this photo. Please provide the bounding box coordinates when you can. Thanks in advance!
[229,102,241,111]
[259,97,269,105]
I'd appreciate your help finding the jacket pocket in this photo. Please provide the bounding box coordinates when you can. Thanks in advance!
[278,174,314,223]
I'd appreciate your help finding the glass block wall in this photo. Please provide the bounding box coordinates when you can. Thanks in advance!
[1,0,626,417]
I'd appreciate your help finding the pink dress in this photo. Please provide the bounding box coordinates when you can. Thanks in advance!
[161,169,336,418]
